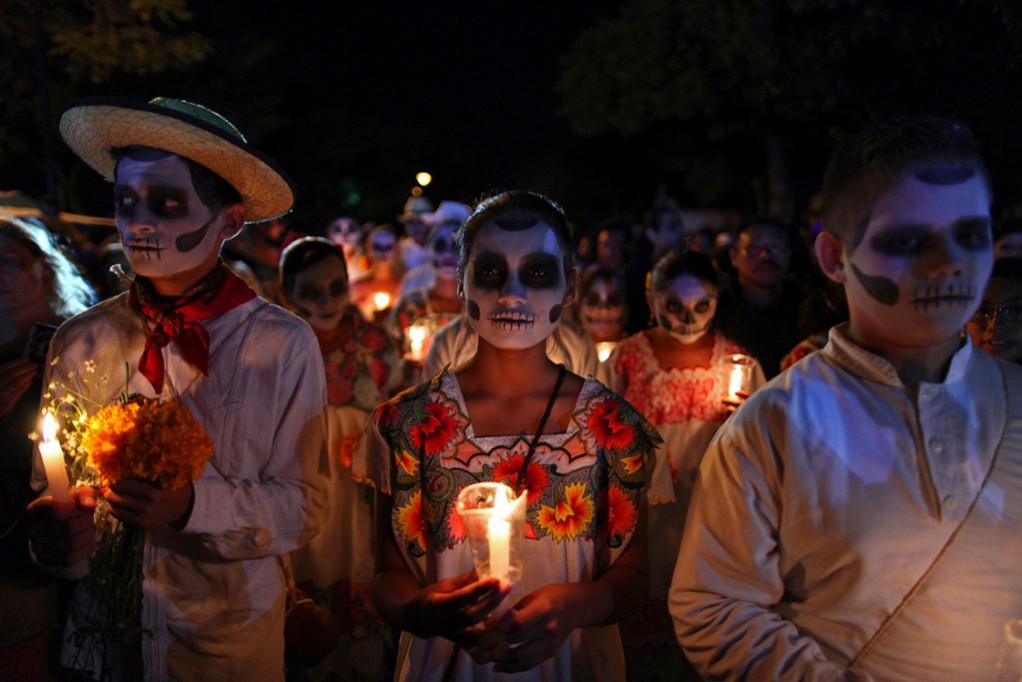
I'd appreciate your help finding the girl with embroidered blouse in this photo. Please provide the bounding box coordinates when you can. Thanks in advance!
[279,237,402,678]
[610,249,764,679]
[354,191,660,680]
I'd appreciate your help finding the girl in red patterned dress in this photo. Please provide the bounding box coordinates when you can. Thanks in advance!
[355,191,660,681]
[611,249,765,680]
[279,237,403,679]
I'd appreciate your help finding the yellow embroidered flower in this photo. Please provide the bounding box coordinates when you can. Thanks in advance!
[537,481,595,540]
[82,398,214,491]
[620,451,646,476]
[395,448,418,478]
[395,490,428,554]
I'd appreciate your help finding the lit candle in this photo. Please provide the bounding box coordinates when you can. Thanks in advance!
[373,291,391,311]
[407,323,428,361]
[488,485,511,583]
[726,354,753,404]
[595,341,617,364]
[39,413,72,505]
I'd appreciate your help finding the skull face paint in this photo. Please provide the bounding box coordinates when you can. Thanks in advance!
[652,275,717,344]
[287,254,349,332]
[430,223,459,280]
[113,155,228,281]
[579,278,626,342]
[463,221,570,350]
[327,218,363,258]
[842,172,992,349]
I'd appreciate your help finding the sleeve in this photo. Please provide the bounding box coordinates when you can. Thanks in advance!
[183,326,330,560]
[668,415,852,681]
[351,404,395,494]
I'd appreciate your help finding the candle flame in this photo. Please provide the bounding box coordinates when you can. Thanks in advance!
[42,412,58,442]
[408,325,427,344]
[493,484,510,518]
[373,291,392,310]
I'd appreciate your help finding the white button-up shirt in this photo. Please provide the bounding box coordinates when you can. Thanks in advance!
[35,293,328,680]
[670,324,1022,681]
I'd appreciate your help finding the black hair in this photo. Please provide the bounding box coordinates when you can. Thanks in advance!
[822,115,990,248]
[991,257,1022,282]
[278,236,348,294]
[457,191,574,281]
[648,249,719,293]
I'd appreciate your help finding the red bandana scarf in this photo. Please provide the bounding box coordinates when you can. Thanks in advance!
[129,263,256,393]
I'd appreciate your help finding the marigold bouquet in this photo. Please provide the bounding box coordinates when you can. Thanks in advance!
[42,361,214,678]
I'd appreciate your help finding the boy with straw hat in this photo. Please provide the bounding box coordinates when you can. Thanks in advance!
[27,97,328,680]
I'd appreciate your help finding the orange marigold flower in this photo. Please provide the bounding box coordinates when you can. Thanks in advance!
[82,398,213,491]
[537,481,594,540]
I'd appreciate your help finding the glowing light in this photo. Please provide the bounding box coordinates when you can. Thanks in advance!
[416,172,432,187]
[39,413,72,504]
[373,291,392,310]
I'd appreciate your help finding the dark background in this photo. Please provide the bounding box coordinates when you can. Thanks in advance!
[4,0,1022,236]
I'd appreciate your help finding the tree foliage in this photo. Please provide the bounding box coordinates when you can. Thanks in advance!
[557,0,1022,208]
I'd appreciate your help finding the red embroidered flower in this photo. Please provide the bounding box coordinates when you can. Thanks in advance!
[602,483,638,543]
[448,505,466,545]
[409,397,464,458]
[584,397,635,452]
[492,453,551,505]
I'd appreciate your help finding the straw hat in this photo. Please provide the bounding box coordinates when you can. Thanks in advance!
[59,97,294,222]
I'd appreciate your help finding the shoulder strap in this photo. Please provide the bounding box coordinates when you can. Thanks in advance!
[850,360,1014,665]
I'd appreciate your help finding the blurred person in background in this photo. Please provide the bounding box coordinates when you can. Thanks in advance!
[279,237,402,680]
[611,249,763,681]
[0,215,93,680]
[967,256,1022,364]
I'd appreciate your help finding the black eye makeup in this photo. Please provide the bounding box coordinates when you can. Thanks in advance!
[471,254,508,290]
[870,227,927,256]
[954,217,992,251]
[520,254,562,289]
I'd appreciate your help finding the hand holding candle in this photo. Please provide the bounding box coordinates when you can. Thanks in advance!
[457,482,525,586]
[39,412,72,505]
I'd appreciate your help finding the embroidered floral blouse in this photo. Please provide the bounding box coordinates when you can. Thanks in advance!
[355,368,661,681]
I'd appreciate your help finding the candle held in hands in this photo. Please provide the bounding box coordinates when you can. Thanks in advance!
[39,412,72,505]
[488,485,511,583]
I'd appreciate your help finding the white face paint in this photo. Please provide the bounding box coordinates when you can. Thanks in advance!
[114,155,227,282]
[579,278,626,342]
[430,223,459,280]
[327,218,363,258]
[463,221,570,351]
[653,275,717,344]
[286,255,349,332]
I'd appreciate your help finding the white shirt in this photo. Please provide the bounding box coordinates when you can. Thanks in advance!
[35,293,329,681]
[670,324,1022,681]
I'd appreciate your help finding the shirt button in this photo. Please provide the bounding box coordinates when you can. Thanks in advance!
[929,437,944,454]
[943,495,957,511]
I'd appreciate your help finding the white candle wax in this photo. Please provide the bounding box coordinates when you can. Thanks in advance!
[727,364,744,402]
[488,485,512,582]
[39,413,72,505]
[488,516,511,582]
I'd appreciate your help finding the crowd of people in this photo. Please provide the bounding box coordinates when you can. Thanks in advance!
[1,97,1019,682]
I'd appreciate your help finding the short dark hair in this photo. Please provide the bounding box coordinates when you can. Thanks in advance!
[457,191,574,281]
[112,145,243,212]
[822,115,990,249]
[278,236,348,294]
[648,249,719,293]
